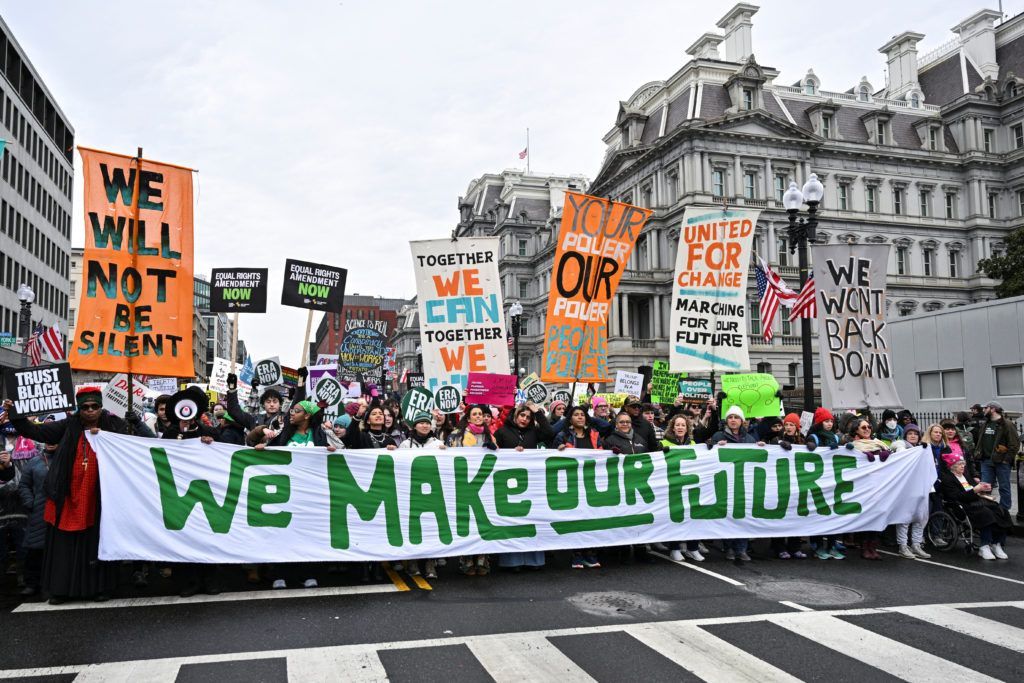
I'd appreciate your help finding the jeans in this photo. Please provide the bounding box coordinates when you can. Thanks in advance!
[725,539,749,553]
[981,461,1012,512]
[980,525,1007,547]
[895,522,924,546]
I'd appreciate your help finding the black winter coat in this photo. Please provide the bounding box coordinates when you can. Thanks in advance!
[603,430,650,454]
[18,455,48,550]
[495,411,554,449]
[938,468,1012,531]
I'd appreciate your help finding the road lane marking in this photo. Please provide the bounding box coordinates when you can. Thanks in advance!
[11,583,399,613]
[887,605,1024,653]
[778,600,813,612]
[410,574,433,591]
[767,612,1001,683]
[648,550,746,586]
[286,646,387,682]
[2,600,1022,680]
[383,564,411,592]
[626,621,800,683]
[876,549,1024,585]
[467,634,596,682]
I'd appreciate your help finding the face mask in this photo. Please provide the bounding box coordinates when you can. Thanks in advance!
[885,420,897,430]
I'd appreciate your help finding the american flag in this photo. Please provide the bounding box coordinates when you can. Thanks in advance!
[26,322,43,366]
[518,147,528,160]
[40,324,65,362]
[507,331,515,348]
[755,257,797,341]
[788,274,817,322]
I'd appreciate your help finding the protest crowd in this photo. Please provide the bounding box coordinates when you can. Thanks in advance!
[1,370,1020,605]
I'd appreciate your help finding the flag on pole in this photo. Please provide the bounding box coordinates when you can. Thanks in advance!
[507,331,515,348]
[518,147,528,160]
[40,324,65,362]
[787,274,817,322]
[26,322,44,366]
[755,257,797,341]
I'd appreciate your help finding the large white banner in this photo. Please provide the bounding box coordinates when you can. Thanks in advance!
[92,432,935,563]
[410,238,509,392]
[670,207,760,373]
[813,244,902,410]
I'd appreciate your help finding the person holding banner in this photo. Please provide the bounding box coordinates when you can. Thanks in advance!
[494,403,553,450]
[264,400,332,450]
[447,405,497,450]
[3,391,151,604]
[343,403,398,450]
[554,406,603,450]
[398,414,446,449]
[660,415,706,564]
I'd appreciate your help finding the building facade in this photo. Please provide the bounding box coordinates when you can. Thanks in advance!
[0,16,74,372]
[314,294,411,360]
[582,3,1024,393]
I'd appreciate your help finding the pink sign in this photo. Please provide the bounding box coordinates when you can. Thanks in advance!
[464,372,517,406]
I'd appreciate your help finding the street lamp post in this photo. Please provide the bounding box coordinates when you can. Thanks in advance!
[509,301,523,379]
[783,174,824,411]
[17,283,35,368]
[415,344,422,373]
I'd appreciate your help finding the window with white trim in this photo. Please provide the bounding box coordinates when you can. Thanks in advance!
[893,188,904,215]
[743,172,756,199]
[896,246,908,275]
[996,365,1024,396]
[821,115,831,138]
[774,175,786,202]
[988,192,998,219]
[517,239,528,256]
[742,89,754,111]
[929,128,938,150]
[749,301,761,337]
[984,128,994,153]
[945,192,956,219]
[918,369,965,399]
[948,250,959,278]
[839,184,848,211]
[919,190,930,217]
[922,248,933,276]
[1014,124,1024,149]
[712,170,724,197]
[866,187,876,212]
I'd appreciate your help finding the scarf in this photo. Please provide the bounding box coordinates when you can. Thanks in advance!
[618,429,635,442]
[467,423,486,435]
[411,431,432,446]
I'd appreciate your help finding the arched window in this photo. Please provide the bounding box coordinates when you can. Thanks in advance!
[1008,82,1018,98]
[858,86,870,102]
[805,81,816,95]
[910,93,920,108]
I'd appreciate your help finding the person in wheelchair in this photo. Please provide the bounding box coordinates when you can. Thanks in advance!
[938,452,1012,560]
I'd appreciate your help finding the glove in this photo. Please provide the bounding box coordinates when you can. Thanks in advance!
[716,392,727,403]
[866,452,876,462]
[288,387,296,401]
[297,367,308,380]
[778,439,792,451]
[663,445,672,453]
[317,399,328,410]
[227,373,238,390]
[805,440,817,451]
[610,447,622,455]
[878,449,891,462]
[125,410,141,424]
[482,441,498,451]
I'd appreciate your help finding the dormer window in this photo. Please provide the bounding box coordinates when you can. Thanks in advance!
[929,128,938,150]
[743,88,754,110]
[822,114,832,138]
[876,119,887,144]
[805,82,816,95]
[859,86,870,102]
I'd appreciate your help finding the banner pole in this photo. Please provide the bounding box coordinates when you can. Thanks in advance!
[126,146,143,422]
[230,311,239,373]
[301,309,314,367]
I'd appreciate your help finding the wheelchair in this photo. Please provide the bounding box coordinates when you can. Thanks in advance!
[926,499,977,555]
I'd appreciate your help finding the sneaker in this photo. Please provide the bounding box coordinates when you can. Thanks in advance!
[405,561,421,577]
[833,541,847,552]
[777,551,791,560]
[683,550,705,562]
[47,595,68,605]
[303,578,318,588]
[991,543,1009,560]
[582,555,601,569]
[978,545,996,560]
[476,557,490,576]
[425,560,437,579]
[793,551,808,559]
[669,549,684,562]
[737,551,752,562]
[829,548,846,560]
[815,548,831,560]
[651,542,669,551]
[898,544,916,559]
[911,544,932,559]
[571,554,585,569]
[698,542,709,554]
[725,549,736,561]
[272,579,287,589]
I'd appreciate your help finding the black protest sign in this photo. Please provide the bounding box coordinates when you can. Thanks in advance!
[524,381,549,404]
[281,259,347,312]
[406,373,425,389]
[314,376,344,408]
[434,385,462,414]
[338,319,388,384]
[4,363,75,417]
[254,357,282,386]
[550,389,572,405]
[209,268,269,313]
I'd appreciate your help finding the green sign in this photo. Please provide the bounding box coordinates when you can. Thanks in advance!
[651,360,687,404]
[434,385,462,414]
[720,373,780,419]
[400,387,434,423]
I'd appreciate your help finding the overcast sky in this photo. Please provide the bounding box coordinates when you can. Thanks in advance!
[1,0,1013,365]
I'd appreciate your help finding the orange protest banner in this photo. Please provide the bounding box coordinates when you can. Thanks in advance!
[540,192,650,383]
[68,148,195,376]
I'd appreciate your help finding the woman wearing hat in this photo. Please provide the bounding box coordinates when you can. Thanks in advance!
[939,451,1011,560]
[399,413,446,449]
[3,390,153,604]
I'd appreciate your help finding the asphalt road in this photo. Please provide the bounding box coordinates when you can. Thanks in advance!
[1,535,1023,681]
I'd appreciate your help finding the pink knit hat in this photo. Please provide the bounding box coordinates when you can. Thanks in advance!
[591,396,608,408]
[942,451,962,468]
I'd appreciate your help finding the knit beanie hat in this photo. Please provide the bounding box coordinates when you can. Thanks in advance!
[881,409,897,422]
[549,400,566,412]
[76,387,102,409]
[903,423,921,436]
[783,413,801,427]
[591,396,608,408]
[813,407,834,426]
[941,451,962,468]
[333,414,352,428]
[413,412,433,425]
[725,405,745,420]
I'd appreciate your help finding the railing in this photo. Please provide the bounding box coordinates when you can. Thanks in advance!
[780,336,802,346]
[742,198,769,208]
[918,37,961,70]
[765,85,941,112]
[631,339,657,349]
[624,269,656,280]
[749,334,770,347]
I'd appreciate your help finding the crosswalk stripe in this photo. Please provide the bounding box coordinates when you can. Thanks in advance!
[767,612,1001,683]
[71,659,181,681]
[888,605,1024,654]
[466,635,596,682]
[286,647,387,682]
[626,621,801,683]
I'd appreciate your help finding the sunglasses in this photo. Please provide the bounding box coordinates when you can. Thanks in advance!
[79,403,101,411]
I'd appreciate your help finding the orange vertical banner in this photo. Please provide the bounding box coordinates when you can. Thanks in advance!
[68,148,194,377]
[540,192,651,383]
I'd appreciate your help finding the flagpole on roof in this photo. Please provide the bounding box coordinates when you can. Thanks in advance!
[526,128,530,175]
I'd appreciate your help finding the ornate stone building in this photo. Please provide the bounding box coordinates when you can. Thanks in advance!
[585,3,1024,390]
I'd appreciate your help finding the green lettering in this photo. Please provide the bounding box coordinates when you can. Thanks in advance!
[327,453,403,549]
[583,456,620,507]
[832,455,861,515]
[494,468,531,517]
[796,451,832,516]
[752,458,791,519]
[545,457,579,511]
[246,474,291,528]
[665,449,699,522]
[718,448,768,519]
[408,456,452,545]
[454,455,535,540]
[689,470,729,519]
[623,454,654,505]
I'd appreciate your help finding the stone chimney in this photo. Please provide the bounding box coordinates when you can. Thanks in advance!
[716,3,759,63]
[686,32,724,61]
[953,8,1002,80]
[879,31,925,99]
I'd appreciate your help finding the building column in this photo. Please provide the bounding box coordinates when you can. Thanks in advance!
[653,295,663,339]
[650,229,660,269]
[733,156,743,196]
[610,295,620,336]
[678,157,686,195]
[767,221,777,263]
[618,292,626,337]
[764,158,774,200]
